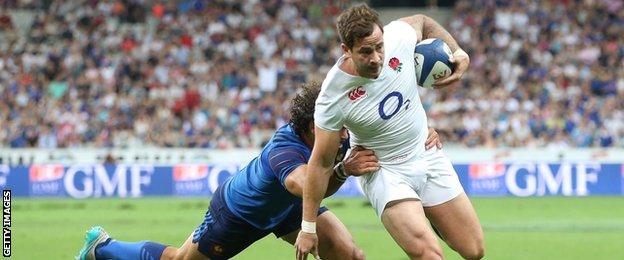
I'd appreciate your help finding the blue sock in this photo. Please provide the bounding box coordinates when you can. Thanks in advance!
[95,238,167,260]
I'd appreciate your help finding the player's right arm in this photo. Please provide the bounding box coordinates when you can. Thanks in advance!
[295,127,342,260]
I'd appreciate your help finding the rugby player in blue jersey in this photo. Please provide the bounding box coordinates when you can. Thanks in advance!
[76,81,443,260]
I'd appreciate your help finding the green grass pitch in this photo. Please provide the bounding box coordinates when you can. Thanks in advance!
[14,196,624,259]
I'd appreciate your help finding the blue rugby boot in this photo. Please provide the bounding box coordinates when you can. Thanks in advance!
[76,226,110,260]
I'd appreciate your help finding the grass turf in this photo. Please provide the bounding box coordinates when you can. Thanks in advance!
[13,196,624,259]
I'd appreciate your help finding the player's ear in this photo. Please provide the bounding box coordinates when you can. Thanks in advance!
[309,122,315,136]
[340,43,351,57]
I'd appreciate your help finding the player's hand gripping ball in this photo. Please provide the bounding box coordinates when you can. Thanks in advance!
[414,38,454,88]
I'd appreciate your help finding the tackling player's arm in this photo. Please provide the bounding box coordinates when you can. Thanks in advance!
[284,164,344,198]
[285,147,380,198]
[399,14,469,87]
[269,147,344,197]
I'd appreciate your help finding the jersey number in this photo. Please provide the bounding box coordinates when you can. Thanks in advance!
[378,91,410,120]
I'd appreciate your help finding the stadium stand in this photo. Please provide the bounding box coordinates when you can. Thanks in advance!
[0,0,622,149]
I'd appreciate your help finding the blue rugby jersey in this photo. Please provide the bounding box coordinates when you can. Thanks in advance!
[223,124,348,229]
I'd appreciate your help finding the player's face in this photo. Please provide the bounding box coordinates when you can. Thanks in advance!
[350,24,384,79]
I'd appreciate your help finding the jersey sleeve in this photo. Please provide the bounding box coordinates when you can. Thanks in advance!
[314,86,345,132]
[383,21,418,58]
[267,147,307,186]
[384,20,418,44]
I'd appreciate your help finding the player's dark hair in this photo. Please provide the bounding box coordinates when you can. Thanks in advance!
[290,81,321,137]
[336,4,383,49]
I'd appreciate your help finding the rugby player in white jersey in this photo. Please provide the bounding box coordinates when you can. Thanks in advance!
[295,4,484,260]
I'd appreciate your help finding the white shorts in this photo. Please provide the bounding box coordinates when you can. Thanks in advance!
[358,148,464,217]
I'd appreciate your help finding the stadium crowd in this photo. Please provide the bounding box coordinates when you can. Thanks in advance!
[0,0,622,149]
[424,0,623,148]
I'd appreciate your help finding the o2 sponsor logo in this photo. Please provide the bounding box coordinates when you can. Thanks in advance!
[378,91,411,120]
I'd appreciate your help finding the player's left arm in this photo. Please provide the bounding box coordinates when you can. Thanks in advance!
[399,14,469,88]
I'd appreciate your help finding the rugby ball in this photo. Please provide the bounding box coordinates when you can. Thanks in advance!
[414,38,453,88]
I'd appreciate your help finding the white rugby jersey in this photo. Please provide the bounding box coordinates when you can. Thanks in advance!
[315,21,428,165]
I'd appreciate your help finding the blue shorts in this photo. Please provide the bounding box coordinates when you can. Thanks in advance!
[192,186,329,259]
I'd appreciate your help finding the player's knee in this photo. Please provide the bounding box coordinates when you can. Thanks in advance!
[455,233,485,260]
[351,246,365,260]
[406,247,442,260]
[404,242,442,260]
[339,243,365,260]
[459,242,485,260]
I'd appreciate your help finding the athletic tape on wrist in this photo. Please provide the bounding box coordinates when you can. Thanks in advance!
[301,220,316,234]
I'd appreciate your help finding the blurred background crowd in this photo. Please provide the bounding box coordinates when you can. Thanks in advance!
[0,0,622,149]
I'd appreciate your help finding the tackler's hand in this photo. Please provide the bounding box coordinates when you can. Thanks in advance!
[425,128,443,150]
[342,146,380,176]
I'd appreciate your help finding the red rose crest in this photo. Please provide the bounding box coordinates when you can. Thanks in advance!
[389,57,402,72]
[348,86,366,101]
